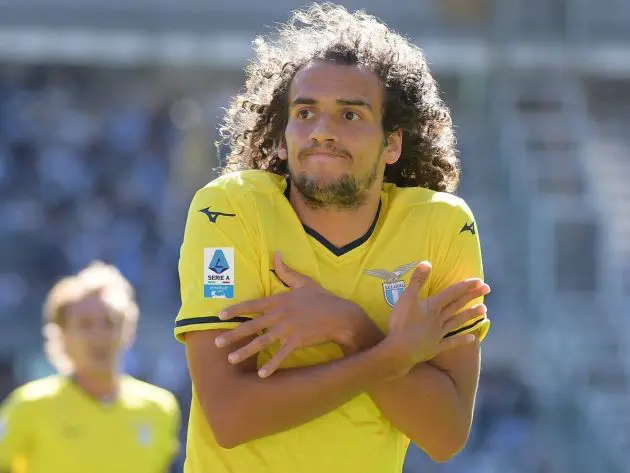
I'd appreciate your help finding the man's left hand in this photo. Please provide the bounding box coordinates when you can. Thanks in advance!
[215,252,367,378]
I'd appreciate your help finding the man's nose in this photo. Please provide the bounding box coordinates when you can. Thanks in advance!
[309,115,339,143]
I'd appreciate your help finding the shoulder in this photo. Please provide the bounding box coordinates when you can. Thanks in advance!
[195,170,286,205]
[121,377,179,417]
[2,375,66,412]
[387,185,474,222]
[185,170,285,241]
[9,375,66,403]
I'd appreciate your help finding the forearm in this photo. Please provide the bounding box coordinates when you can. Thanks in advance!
[369,363,470,460]
[342,317,471,460]
[201,343,401,448]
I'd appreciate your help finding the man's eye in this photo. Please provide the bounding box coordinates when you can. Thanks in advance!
[297,109,314,120]
[343,111,361,121]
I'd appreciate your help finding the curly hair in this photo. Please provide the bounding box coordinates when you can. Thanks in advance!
[218,2,460,192]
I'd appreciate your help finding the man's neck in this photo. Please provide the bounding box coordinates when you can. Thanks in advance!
[289,186,381,249]
[72,370,119,401]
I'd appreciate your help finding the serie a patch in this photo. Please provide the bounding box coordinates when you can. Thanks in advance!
[203,247,235,299]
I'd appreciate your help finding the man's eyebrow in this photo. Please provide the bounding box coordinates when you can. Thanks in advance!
[290,97,317,106]
[290,97,373,111]
[336,99,373,111]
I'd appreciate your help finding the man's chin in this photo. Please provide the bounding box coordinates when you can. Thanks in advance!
[87,358,117,373]
[291,171,365,209]
[303,168,348,183]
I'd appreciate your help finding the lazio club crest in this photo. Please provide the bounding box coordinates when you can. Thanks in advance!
[364,262,419,307]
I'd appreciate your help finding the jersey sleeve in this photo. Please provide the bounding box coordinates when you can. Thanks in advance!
[0,390,32,470]
[429,198,490,341]
[174,186,265,342]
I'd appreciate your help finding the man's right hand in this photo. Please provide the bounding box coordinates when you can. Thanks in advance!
[380,262,489,378]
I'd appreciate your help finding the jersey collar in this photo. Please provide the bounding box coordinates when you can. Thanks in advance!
[283,178,381,257]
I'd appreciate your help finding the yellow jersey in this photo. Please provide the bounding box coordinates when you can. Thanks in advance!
[175,170,490,473]
[0,375,180,473]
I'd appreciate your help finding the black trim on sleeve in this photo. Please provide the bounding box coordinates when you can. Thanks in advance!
[175,316,252,328]
[443,317,485,339]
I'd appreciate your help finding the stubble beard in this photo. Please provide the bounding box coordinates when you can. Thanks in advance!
[288,152,382,211]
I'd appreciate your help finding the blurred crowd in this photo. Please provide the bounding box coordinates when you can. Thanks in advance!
[0,66,185,322]
[0,64,543,473]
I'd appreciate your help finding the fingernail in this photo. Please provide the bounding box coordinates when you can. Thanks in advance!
[258,368,268,378]
[228,353,239,363]
[215,337,225,347]
[418,262,432,272]
[218,311,228,320]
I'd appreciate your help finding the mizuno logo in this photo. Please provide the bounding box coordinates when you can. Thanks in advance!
[364,262,419,283]
[460,221,476,235]
[199,207,236,223]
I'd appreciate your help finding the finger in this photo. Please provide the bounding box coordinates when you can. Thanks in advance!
[429,278,484,312]
[215,312,280,348]
[258,341,296,378]
[439,284,490,321]
[399,262,432,303]
[227,330,278,364]
[442,304,487,335]
[438,333,477,353]
[273,251,314,289]
[219,294,282,320]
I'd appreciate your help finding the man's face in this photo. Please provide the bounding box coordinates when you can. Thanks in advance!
[281,61,401,209]
[62,292,128,375]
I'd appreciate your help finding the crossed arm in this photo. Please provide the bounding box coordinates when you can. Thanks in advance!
[187,329,480,461]
[186,260,489,461]
[187,328,403,449]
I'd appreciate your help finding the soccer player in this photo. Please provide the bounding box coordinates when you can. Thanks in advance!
[0,261,181,473]
[175,4,491,473]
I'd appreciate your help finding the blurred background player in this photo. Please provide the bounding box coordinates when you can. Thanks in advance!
[0,261,180,473]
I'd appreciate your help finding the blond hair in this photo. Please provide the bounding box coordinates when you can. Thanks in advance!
[42,261,139,374]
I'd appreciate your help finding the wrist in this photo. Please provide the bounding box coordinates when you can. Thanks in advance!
[335,306,384,356]
[363,339,413,382]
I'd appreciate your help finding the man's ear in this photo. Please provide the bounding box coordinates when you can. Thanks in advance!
[383,129,402,165]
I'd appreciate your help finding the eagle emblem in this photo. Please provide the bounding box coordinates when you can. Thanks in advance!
[364,262,419,307]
